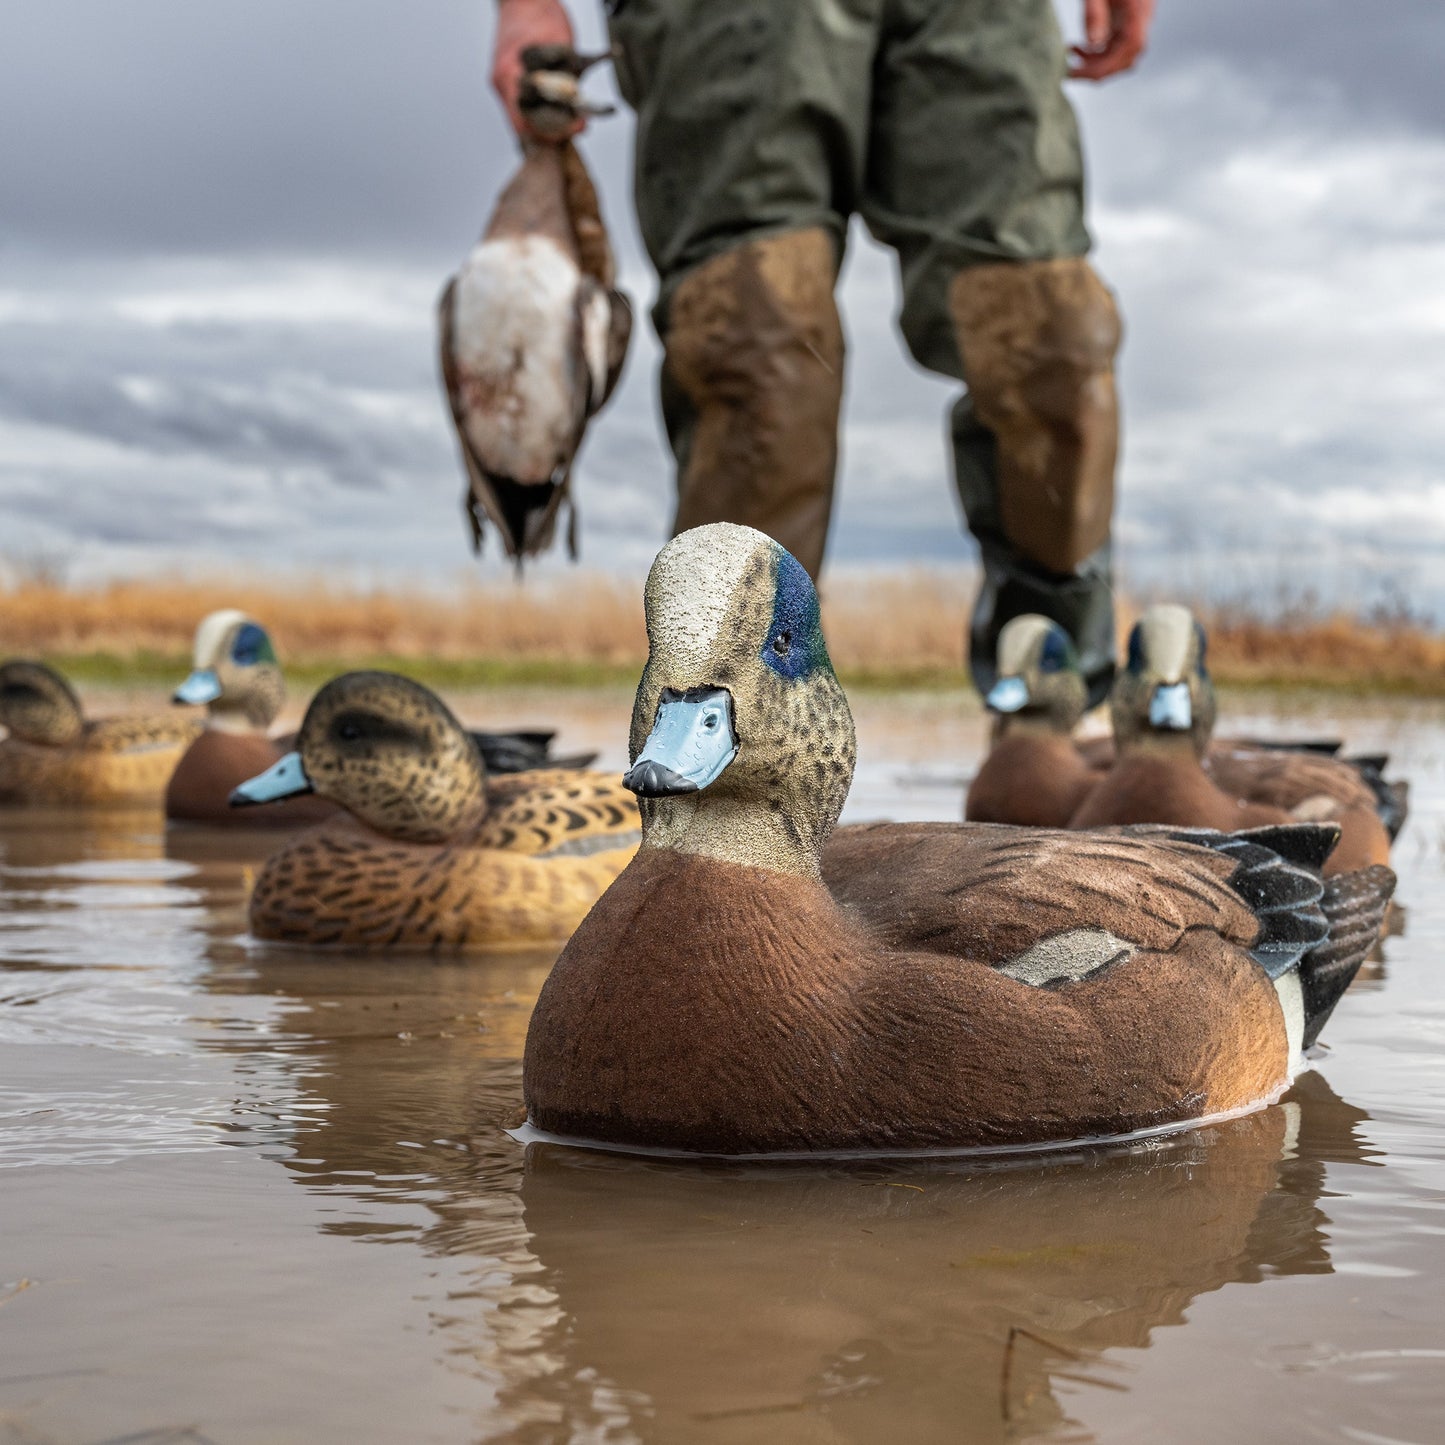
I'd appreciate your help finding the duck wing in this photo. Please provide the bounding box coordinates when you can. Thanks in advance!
[468,729,598,775]
[476,772,640,856]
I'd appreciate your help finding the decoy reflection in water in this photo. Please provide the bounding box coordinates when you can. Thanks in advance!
[1071,604,1397,873]
[230,671,640,951]
[523,524,1395,1155]
[203,945,1372,1445]
[0,658,202,806]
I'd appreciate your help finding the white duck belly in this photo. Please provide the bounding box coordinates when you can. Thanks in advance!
[451,234,600,482]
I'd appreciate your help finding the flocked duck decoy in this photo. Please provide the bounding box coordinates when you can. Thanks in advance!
[165,610,335,827]
[1069,605,1395,875]
[0,659,202,806]
[230,671,641,950]
[437,45,631,566]
[521,525,1395,1155]
[965,615,1104,826]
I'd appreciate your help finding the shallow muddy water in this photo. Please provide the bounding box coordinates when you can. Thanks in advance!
[2,687,1443,1444]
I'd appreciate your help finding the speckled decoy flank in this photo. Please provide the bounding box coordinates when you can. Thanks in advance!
[1070,605,1395,874]
[231,671,640,951]
[437,46,631,565]
[522,524,1395,1156]
[0,659,202,806]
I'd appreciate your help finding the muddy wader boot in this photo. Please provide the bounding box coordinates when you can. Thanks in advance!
[950,258,1121,708]
[610,0,1121,691]
[661,229,844,580]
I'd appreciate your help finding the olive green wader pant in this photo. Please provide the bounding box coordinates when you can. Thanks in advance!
[609,0,1121,705]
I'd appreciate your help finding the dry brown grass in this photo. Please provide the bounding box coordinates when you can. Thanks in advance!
[0,569,1440,693]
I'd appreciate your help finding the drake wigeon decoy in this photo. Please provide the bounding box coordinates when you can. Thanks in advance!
[166,610,336,828]
[965,615,1104,826]
[231,671,640,951]
[0,659,202,806]
[437,46,631,565]
[1069,606,1395,874]
[522,525,1394,1156]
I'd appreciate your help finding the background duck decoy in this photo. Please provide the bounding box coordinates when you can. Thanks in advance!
[230,670,640,951]
[1069,605,1396,874]
[523,524,1394,1156]
[163,609,595,826]
[0,658,202,806]
[965,615,1104,826]
[166,609,335,827]
[437,45,631,567]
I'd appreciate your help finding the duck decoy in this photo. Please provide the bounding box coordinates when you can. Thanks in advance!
[0,659,202,806]
[166,610,335,827]
[1069,606,1395,874]
[438,45,631,566]
[230,671,640,951]
[966,615,1104,826]
[522,525,1394,1156]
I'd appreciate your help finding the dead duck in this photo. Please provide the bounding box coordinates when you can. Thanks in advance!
[521,524,1394,1156]
[438,45,631,566]
[166,610,335,827]
[1069,606,1394,875]
[0,659,202,806]
[965,614,1104,826]
[230,671,640,951]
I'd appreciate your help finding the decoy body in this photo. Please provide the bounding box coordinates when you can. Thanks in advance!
[0,659,202,806]
[965,615,1103,826]
[231,671,640,951]
[523,525,1394,1156]
[1070,606,1395,874]
[438,47,631,565]
[166,610,334,827]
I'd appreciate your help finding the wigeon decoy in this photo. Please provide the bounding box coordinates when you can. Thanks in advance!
[522,525,1394,1156]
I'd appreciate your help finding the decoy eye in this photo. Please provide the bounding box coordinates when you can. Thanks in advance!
[771,631,791,657]
[339,722,361,741]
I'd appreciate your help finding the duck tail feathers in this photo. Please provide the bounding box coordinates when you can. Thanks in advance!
[1299,864,1396,1049]
[1166,825,1334,979]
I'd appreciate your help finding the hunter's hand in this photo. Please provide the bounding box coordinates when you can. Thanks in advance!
[493,0,583,141]
[1069,0,1155,80]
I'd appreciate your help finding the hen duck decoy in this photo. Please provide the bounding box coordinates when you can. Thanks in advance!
[1069,606,1394,874]
[522,525,1394,1156]
[966,615,1104,826]
[0,659,202,806]
[231,671,640,951]
[438,46,631,566]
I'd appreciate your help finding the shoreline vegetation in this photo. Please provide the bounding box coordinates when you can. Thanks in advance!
[1,571,1441,697]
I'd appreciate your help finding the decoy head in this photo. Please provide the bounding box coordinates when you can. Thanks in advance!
[1111,604,1216,758]
[229,671,487,843]
[984,615,1088,735]
[517,44,615,139]
[174,610,284,731]
[0,660,85,746]
[623,523,856,876]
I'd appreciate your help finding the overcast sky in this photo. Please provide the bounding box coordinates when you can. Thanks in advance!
[2,2,1443,614]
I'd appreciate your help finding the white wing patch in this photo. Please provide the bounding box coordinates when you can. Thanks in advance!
[998,929,1135,988]
[580,282,610,411]
[451,235,584,481]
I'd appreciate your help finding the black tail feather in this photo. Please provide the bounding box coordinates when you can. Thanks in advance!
[1166,825,1333,978]
[1299,865,1396,1048]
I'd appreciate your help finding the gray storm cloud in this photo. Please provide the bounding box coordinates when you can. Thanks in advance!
[1,1,1442,608]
